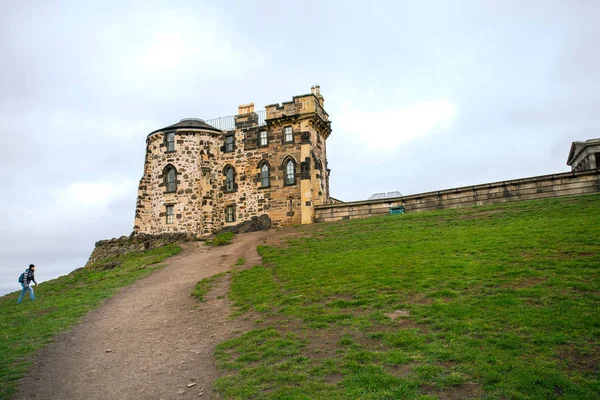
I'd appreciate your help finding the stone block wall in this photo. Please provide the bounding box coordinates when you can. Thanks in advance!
[315,170,600,223]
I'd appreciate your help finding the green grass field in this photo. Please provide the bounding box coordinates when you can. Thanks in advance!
[215,195,600,399]
[0,244,181,399]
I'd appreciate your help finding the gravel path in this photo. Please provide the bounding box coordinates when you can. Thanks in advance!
[16,229,288,400]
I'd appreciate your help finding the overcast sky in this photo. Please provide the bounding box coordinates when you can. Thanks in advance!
[1,0,598,295]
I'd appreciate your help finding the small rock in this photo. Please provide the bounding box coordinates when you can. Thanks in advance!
[105,349,113,353]
[177,389,185,394]
[188,383,197,388]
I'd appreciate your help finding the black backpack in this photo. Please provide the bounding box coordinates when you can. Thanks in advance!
[18,272,25,283]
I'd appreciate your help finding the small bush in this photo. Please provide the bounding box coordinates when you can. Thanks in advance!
[210,232,235,246]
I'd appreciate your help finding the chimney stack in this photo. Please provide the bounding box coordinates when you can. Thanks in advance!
[314,85,324,107]
[237,102,255,115]
[311,85,315,95]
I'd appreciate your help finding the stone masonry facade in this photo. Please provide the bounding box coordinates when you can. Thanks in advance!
[133,86,333,237]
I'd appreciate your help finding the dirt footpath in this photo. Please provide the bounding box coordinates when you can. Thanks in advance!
[16,229,292,400]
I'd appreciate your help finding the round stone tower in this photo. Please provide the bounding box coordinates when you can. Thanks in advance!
[133,118,222,235]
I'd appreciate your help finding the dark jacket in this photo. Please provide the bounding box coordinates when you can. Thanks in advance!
[23,269,37,285]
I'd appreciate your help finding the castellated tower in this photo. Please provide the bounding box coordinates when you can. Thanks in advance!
[133,86,332,237]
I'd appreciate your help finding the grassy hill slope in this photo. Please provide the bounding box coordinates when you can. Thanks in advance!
[216,194,600,399]
[0,244,181,399]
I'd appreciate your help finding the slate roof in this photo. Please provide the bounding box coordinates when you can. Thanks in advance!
[149,118,222,135]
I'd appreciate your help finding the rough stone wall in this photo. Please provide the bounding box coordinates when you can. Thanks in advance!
[315,170,600,223]
[264,94,332,225]
[86,233,195,267]
[134,130,221,235]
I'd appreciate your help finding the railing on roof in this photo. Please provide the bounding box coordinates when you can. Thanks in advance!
[204,109,266,131]
[368,191,403,200]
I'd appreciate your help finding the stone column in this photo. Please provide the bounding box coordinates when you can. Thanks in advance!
[589,154,597,169]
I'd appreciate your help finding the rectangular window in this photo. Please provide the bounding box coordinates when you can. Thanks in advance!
[259,131,268,146]
[166,205,174,224]
[165,132,175,152]
[225,205,235,223]
[224,135,234,152]
[284,127,293,143]
[300,161,310,180]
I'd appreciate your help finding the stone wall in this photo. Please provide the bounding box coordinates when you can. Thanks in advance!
[86,233,195,267]
[315,169,600,223]
[134,130,220,235]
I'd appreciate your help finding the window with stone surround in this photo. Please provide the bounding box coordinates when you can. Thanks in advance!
[224,134,235,153]
[166,205,174,224]
[165,132,175,152]
[260,163,270,187]
[225,166,235,192]
[284,126,293,143]
[285,159,296,185]
[259,130,268,147]
[225,205,235,223]
[164,165,177,192]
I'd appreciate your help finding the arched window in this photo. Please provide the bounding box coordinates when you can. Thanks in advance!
[285,159,296,185]
[164,165,177,192]
[225,166,235,192]
[260,163,270,187]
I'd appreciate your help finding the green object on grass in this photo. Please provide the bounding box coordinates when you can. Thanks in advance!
[389,206,406,215]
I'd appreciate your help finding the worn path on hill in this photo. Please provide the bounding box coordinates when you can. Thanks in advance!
[16,228,297,400]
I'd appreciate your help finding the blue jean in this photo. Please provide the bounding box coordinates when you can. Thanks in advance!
[17,283,35,303]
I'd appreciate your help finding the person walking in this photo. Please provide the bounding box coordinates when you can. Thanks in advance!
[17,264,37,303]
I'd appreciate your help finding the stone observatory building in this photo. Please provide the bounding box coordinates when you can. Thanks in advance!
[133,86,333,237]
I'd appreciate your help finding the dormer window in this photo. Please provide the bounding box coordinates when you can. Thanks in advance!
[284,127,293,143]
[165,132,175,152]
